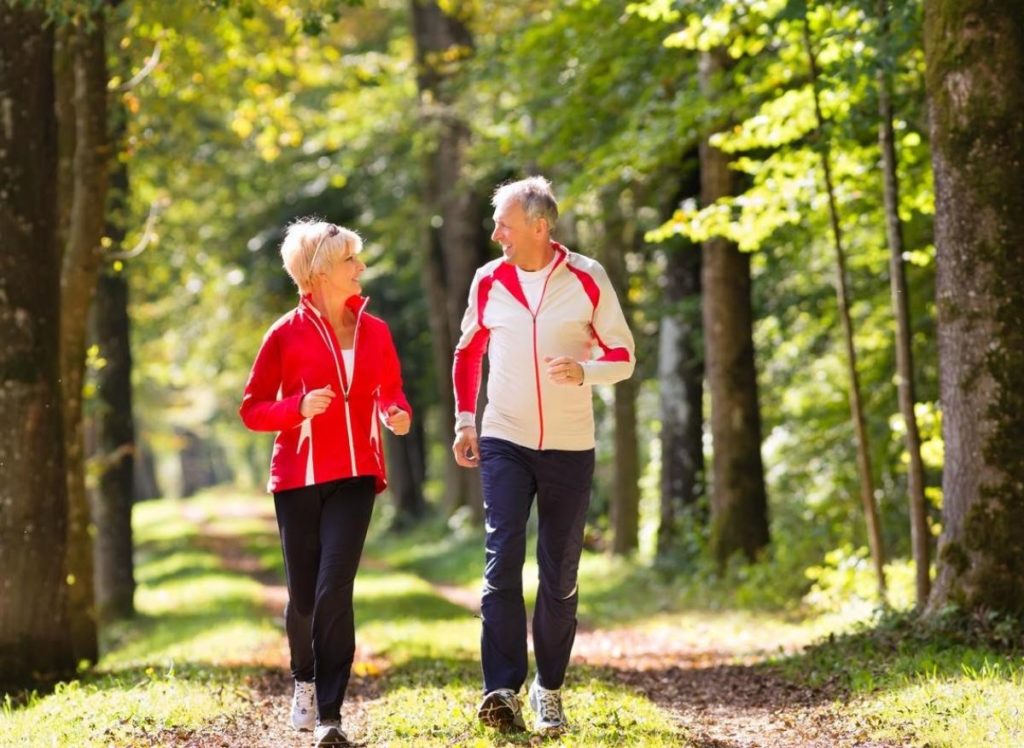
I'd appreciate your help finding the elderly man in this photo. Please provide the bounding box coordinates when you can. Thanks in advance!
[451,176,635,733]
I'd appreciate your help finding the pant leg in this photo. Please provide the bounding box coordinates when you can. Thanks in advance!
[532,447,594,690]
[478,437,536,694]
[274,485,322,683]
[312,476,376,720]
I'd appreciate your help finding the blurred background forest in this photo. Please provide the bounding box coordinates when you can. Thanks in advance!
[3,0,1023,707]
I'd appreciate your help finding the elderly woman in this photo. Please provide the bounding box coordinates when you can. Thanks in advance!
[240,219,411,747]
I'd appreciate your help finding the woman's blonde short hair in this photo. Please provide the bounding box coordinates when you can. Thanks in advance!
[280,218,362,295]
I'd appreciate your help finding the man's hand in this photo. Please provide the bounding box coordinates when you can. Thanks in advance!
[453,426,480,468]
[300,384,335,418]
[385,405,411,436]
[544,356,584,386]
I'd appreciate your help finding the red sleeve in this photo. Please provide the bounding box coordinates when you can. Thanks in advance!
[453,328,489,415]
[452,269,491,427]
[239,327,306,432]
[377,323,412,419]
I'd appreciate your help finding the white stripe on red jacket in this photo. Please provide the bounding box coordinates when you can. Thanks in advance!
[453,242,635,451]
[240,294,411,494]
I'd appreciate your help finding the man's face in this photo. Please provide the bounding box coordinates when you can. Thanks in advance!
[491,199,541,264]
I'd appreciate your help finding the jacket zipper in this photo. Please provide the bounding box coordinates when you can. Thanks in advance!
[305,298,365,475]
[340,302,366,474]
[531,262,560,450]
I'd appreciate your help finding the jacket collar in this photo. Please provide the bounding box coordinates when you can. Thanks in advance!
[299,293,369,319]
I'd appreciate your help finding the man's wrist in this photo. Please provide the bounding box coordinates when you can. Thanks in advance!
[454,411,476,435]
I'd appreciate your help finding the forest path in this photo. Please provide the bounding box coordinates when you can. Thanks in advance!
[164,499,901,748]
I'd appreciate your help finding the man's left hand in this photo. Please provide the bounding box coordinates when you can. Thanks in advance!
[544,356,584,386]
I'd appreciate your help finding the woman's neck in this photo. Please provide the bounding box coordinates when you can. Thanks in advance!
[309,289,356,332]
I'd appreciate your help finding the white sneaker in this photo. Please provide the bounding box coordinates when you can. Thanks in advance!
[290,680,317,731]
[313,719,350,746]
[528,676,567,732]
[477,688,527,731]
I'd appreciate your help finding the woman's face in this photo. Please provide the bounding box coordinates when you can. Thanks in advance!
[316,250,366,298]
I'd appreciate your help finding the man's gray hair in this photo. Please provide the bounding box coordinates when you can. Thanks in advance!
[492,176,559,230]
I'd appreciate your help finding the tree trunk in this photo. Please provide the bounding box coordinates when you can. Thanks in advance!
[804,21,887,596]
[55,24,75,257]
[133,440,161,502]
[409,0,485,518]
[385,419,427,530]
[599,193,640,556]
[0,5,76,687]
[925,1,1024,615]
[699,49,770,566]
[90,265,137,621]
[877,0,930,609]
[89,144,136,621]
[657,163,705,560]
[60,12,110,665]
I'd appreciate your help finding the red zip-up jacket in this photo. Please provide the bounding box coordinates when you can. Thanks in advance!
[240,294,411,494]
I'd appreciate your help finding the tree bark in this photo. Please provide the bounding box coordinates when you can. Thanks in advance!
[55,24,75,258]
[699,49,770,566]
[877,0,930,609]
[90,265,137,621]
[924,1,1024,615]
[385,419,427,530]
[657,162,704,560]
[803,21,887,596]
[409,0,485,518]
[0,5,76,687]
[600,191,640,556]
[60,11,110,665]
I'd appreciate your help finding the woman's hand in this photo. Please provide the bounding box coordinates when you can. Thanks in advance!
[300,384,335,418]
[385,405,411,435]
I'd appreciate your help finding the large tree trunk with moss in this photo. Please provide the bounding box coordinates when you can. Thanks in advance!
[0,5,76,687]
[925,2,1024,615]
[657,161,704,560]
[409,0,486,518]
[699,49,770,566]
[59,12,110,665]
[877,0,930,608]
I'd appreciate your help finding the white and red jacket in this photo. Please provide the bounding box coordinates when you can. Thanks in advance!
[453,242,635,451]
[240,294,411,494]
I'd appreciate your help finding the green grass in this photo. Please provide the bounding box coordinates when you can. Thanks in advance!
[0,490,688,746]
[8,488,1023,747]
[774,613,1024,747]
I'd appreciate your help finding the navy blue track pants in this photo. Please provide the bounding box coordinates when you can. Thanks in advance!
[478,436,595,693]
[273,476,375,721]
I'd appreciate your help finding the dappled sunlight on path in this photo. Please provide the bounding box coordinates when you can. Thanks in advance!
[161,495,908,746]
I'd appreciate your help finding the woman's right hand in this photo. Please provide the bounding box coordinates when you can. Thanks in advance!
[300,384,335,418]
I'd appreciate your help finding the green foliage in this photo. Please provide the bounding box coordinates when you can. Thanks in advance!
[106,0,941,616]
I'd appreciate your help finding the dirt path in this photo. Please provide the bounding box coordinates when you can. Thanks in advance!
[170,503,904,747]
[421,567,903,747]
